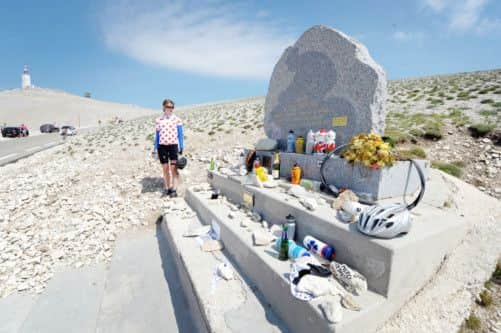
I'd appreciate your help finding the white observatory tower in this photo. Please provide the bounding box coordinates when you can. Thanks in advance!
[22,65,32,89]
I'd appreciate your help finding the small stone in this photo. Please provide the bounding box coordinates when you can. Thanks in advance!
[300,197,318,211]
[288,185,307,198]
[201,240,224,252]
[251,212,263,222]
[252,229,275,246]
[216,263,234,280]
[341,294,361,311]
[183,225,211,237]
[263,180,278,188]
[262,220,269,229]
[270,224,282,238]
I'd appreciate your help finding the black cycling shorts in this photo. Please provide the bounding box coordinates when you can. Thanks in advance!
[158,144,178,164]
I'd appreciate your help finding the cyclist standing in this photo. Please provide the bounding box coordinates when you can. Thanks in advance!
[153,99,184,197]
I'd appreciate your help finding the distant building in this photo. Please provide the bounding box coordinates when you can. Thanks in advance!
[22,65,32,89]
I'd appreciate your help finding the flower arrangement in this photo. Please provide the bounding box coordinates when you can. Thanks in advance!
[343,133,395,169]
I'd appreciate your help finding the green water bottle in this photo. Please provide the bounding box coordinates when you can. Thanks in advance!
[278,224,289,261]
[209,157,216,171]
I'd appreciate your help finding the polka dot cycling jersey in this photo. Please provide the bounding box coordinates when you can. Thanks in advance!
[155,115,182,146]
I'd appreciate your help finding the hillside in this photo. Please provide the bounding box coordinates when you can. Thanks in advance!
[0,87,157,132]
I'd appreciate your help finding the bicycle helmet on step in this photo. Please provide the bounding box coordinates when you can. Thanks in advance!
[357,159,426,239]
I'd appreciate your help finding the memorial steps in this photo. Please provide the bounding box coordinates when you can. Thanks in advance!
[160,170,468,333]
[161,207,288,333]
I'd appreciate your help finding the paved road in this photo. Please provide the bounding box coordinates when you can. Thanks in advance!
[0,133,64,166]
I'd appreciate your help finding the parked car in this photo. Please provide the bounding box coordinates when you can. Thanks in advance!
[40,124,60,133]
[1,126,22,138]
[61,126,77,136]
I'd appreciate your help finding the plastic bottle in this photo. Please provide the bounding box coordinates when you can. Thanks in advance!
[209,158,216,171]
[295,136,305,154]
[286,130,296,153]
[278,224,289,261]
[285,214,296,240]
[275,239,311,259]
[291,163,302,185]
[305,130,314,154]
[325,130,336,153]
[303,235,336,261]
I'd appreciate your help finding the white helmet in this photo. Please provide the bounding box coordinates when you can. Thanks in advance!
[357,160,425,239]
[357,203,410,238]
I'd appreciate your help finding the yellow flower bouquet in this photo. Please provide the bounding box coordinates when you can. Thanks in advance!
[343,133,396,169]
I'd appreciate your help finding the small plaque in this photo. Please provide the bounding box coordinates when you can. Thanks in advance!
[332,116,348,127]
[242,190,254,209]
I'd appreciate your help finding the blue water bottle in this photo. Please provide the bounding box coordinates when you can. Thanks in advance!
[286,130,295,153]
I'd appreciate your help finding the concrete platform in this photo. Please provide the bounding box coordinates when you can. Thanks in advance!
[207,171,467,299]
[161,211,288,333]
[183,171,471,332]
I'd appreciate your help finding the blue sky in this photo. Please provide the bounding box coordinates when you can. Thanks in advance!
[1,0,500,108]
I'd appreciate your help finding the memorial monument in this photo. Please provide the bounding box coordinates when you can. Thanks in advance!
[264,25,387,148]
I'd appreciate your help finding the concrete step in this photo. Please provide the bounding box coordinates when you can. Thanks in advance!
[161,206,288,333]
[96,225,197,333]
[186,188,390,333]
[206,171,467,299]
[19,264,107,333]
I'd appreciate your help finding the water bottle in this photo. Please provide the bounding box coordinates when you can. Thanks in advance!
[286,130,295,153]
[285,214,296,240]
[303,235,336,261]
[275,239,311,259]
[305,130,314,154]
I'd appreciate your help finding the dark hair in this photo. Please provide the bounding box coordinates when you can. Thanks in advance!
[162,99,175,107]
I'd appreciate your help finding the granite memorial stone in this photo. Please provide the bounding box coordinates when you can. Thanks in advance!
[264,25,387,148]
